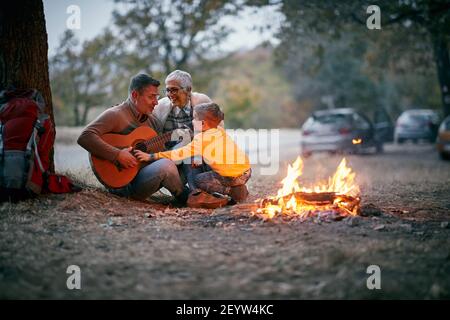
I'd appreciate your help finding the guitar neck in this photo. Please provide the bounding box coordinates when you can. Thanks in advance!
[143,130,177,153]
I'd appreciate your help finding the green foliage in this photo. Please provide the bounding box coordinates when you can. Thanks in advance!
[274,0,450,117]
[205,46,305,128]
[49,0,449,127]
[50,30,123,126]
[50,0,247,126]
[112,0,241,74]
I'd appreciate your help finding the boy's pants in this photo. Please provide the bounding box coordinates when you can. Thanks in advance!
[188,164,251,196]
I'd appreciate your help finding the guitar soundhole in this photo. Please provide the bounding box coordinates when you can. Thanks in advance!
[134,142,147,152]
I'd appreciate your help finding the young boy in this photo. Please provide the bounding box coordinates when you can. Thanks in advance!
[134,102,251,202]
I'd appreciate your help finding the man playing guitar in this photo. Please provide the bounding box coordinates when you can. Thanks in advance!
[77,73,189,203]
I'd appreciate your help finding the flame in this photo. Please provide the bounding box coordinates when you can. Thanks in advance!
[255,157,360,220]
[352,138,362,144]
[277,156,303,197]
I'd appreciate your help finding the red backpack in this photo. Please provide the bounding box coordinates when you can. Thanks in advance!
[0,88,55,201]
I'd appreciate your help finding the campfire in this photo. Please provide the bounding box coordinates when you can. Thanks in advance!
[253,157,361,221]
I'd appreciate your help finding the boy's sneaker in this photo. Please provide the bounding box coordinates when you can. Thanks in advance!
[229,185,249,203]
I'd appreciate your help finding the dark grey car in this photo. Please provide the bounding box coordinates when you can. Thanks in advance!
[300,108,389,157]
[394,109,440,144]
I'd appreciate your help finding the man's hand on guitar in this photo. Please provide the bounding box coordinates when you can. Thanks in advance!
[116,147,138,168]
[134,150,159,162]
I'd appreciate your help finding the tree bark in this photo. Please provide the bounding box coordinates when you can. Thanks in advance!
[0,1,55,170]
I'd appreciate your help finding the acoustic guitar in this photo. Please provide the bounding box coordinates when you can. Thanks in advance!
[89,126,188,189]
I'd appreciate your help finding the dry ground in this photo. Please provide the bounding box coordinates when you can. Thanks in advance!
[1,130,449,299]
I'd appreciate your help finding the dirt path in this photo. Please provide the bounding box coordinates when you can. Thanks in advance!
[1,143,450,299]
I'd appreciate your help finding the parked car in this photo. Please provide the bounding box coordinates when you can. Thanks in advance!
[437,115,450,160]
[300,108,388,157]
[395,109,440,144]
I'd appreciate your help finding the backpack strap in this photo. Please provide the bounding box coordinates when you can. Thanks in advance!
[25,120,45,173]
[25,125,34,156]
[32,126,45,173]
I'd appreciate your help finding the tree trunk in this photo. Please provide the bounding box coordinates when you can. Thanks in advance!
[81,104,90,126]
[0,1,55,171]
[74,101,81,126]
[430,31,450,118]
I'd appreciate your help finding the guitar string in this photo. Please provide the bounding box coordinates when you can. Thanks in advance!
[142,131,173,151]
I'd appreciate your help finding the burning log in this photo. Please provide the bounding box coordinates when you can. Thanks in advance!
[253,157,361,220]
[261,192,338,206]
[258,192,360,215]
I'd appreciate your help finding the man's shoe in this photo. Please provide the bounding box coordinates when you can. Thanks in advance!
[229,185,249,203]
[108,187,129,198]
[174,186,190,206]
[187,190,229,209]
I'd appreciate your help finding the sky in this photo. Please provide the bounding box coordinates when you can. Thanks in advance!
[43,0,282,57]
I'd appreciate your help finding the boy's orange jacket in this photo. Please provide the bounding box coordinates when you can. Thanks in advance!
[156,127,250,177]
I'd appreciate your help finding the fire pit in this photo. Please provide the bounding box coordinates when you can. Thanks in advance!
[253,157,361,220]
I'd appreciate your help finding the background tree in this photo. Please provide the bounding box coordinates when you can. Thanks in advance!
[271,0,450,116]
[112,0,241,75]
[50,0,253,127]
[210,45,301,128]
[50,30,125,126]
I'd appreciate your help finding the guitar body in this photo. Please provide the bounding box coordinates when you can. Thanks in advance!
[89,126,159,189]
